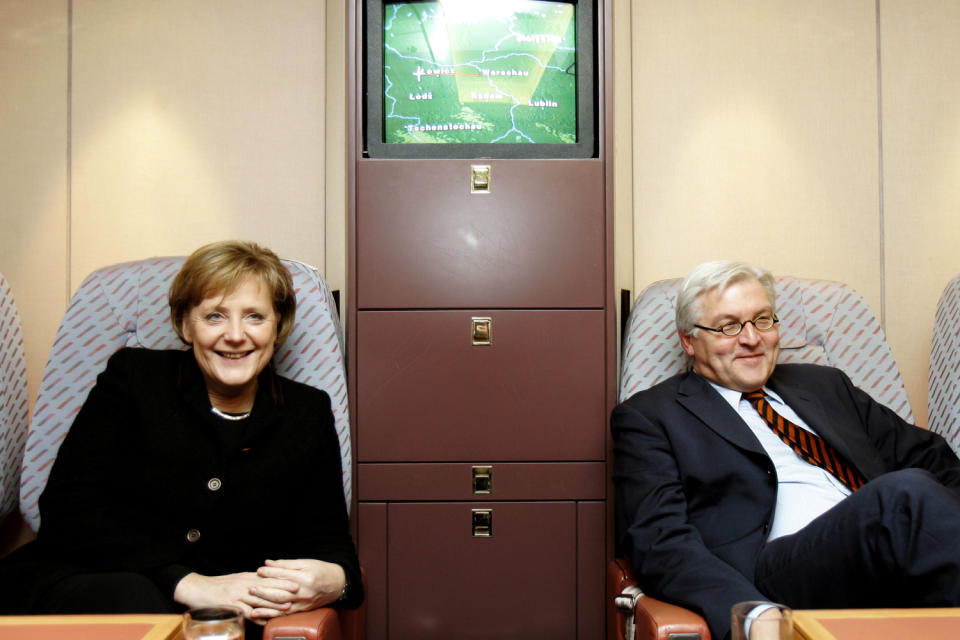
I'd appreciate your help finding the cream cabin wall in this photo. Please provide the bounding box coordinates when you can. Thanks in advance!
[613,0,960,427]
[0,0,347,408]
[2,1,959,429]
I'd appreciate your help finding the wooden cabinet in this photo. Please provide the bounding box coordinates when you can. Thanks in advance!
[356,309,606,461]
[358,486,606,640]
[356,159,605,309]
[348,3,614,637]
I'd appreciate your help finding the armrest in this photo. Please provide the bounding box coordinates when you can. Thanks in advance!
[609,558,711,640]
[262,568,366,640]
[263,608,341,640]
[337,566,367,640]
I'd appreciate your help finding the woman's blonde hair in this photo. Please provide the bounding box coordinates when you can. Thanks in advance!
[169,240,296,345]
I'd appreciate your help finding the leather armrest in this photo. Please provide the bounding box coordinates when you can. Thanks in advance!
[263,608,341,640]
[631,595,710,640]
[609,558,711,640]
[263,568,366,640]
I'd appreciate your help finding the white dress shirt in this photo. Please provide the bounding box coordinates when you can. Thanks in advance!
[709,382,851,540]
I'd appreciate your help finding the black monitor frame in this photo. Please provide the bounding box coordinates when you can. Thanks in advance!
[363,0,596,159]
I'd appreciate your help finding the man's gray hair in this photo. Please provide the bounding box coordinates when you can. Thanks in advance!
[675,260,777,335]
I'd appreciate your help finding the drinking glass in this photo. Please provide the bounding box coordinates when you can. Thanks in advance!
[731,601,793,640]
[182,606,245,640]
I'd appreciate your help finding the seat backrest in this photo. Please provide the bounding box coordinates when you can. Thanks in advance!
[20,257,351,530]
[0,273,29,519]
[619,276,913,422]
[929,274,960,455]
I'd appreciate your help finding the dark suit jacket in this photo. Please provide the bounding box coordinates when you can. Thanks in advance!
[612,363,960,640]
[0,348,362,612]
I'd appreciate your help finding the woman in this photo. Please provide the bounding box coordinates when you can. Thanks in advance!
[0,241,362,630]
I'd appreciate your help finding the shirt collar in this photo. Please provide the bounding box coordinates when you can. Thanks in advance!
[703,377,784,413]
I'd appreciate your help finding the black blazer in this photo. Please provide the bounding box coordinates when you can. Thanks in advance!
[612,363,960,639]
[1,348,362,611]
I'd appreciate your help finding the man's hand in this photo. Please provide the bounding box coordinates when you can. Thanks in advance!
[749,606,785,640]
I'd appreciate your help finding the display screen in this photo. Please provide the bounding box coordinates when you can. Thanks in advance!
[381,0,577,145]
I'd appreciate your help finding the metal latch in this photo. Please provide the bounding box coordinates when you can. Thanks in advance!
[472,509,492,537]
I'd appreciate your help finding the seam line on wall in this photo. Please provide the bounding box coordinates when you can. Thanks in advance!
[322,0,328,278]
[66,0,73,300]
[875,0,886,331]
[627,0,637,302]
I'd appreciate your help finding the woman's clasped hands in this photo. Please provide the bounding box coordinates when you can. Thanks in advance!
[174,559,346,624]
[249,559,346,621]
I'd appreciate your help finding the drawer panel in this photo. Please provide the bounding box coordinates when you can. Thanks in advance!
[358,462,605,501]
[387,502,577,639]
[356,309,606,461]
[356,158,605,309]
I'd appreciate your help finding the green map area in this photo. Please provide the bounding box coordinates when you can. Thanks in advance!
[383,1,577,144]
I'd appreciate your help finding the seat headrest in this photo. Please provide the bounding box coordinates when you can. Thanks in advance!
[134,257,187,350]
[775,276,811,350]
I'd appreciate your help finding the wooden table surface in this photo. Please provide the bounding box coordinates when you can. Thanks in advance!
[0,614,183,640]
[793,608,960,640]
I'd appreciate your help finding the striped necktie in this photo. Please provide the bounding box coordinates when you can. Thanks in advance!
[744,391,866,492]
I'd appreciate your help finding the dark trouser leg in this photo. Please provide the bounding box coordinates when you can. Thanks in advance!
[36,572,179,614]
[755,468,960,609]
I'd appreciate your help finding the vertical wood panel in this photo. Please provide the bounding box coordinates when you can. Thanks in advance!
[578,501,605,639]
[357,502,388,640]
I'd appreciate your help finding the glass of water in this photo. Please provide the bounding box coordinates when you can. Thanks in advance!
[183,606,245,640]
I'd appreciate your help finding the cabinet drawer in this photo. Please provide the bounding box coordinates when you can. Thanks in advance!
[356,310,606,461]
[356,158,605,309]
[358,462,605,501]
[387,502,577,639]
[358,501,605,640]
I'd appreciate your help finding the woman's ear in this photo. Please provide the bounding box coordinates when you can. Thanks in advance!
[180,318,193,345]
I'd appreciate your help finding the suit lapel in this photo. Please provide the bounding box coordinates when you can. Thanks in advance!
[676,372,766,456]
[766,381,832,441]
[766,369,878,477]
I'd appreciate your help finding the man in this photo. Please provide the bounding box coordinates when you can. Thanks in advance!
[612,260,960,640]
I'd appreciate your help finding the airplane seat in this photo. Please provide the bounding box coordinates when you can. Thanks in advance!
[610,275,912,640]
[929,273,960,456]
[0,272,29,521]
[19,256,360,639]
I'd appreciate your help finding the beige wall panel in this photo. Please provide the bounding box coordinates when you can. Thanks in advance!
[325,0,348,307]
[70,0,327,285]
[628,1,882,314]
[614,0,635,328]
[881,0,960,427]
[0,1,69,405]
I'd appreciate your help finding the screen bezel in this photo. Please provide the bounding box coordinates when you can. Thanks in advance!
[363,0,596,159]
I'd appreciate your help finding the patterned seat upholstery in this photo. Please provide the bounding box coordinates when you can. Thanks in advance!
[20,257,350,531]
[619,276,913,420]
[0,273,29,519]
[929,274,960,456]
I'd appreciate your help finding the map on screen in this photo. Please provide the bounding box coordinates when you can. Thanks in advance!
[382,1,577,145]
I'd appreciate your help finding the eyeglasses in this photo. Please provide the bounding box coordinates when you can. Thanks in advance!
[694,315,779,337]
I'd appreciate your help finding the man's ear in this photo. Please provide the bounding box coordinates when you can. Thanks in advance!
[678,329,696,357]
